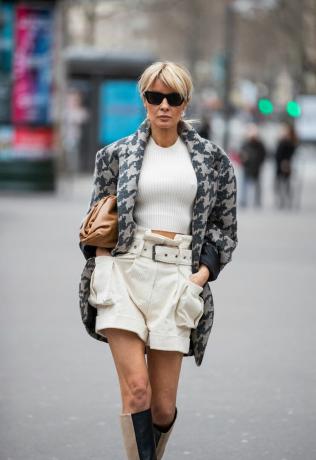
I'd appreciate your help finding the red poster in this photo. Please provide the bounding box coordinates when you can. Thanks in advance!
[12,4,54,124]
[13,126,54,158]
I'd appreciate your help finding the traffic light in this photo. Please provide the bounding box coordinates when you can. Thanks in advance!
[286,100,301,118]
[258,98,274,115]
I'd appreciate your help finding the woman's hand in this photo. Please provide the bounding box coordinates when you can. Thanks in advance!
[96,247,112,257]
[189,264,210,288]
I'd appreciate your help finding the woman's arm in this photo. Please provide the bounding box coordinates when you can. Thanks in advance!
[79,144,119,260]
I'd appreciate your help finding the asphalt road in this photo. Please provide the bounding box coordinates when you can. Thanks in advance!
[1,159,316,460]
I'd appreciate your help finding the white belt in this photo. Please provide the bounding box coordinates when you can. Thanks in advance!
[127,239,192,266]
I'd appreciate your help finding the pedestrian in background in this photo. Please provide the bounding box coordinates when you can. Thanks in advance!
[239,123,267,208]
[79,61,238,459]
[274,122,298,209]
[62,89,89,174]
[197,114,212,140]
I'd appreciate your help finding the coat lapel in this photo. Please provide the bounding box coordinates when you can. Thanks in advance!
[113,119,217,272]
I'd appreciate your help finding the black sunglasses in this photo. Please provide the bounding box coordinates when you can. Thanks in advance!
[144,91,184,107]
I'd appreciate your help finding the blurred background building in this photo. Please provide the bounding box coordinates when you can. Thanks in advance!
[0,0,315,189]
[0,0,57,190]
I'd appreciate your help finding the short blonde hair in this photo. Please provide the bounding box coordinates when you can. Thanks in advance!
[138,61,193,102]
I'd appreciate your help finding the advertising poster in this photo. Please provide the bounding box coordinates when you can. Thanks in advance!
[12,4,54,124]
[0,75,12,122]
[0,3,14,122]
[13,126,54,159]
[0,126,14,159]
[0,2,14,73]
[99,80,145,145]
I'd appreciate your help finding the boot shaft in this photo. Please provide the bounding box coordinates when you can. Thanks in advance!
[120,408,157,460]
[153,407,178,460]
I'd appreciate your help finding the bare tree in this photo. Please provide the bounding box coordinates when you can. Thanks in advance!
[64,0,122,46]
[272,0,316,93]
[63,0,316,95]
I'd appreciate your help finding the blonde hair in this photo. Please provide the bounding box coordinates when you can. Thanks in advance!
[138,61,193,103]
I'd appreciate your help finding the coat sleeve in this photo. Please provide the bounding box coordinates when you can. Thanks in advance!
[79,144,119,260]
[199,153,238,281]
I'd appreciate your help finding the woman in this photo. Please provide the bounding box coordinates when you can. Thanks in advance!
[79,61,238,460]
[274,122,298,209]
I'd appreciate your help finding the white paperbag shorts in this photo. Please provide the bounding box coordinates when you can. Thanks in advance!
[88,225,204,354]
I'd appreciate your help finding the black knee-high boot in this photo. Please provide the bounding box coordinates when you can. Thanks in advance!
[120,408,157,460]
[153,407,178,460]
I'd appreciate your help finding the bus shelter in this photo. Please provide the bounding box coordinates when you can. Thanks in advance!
[64,50,154,173]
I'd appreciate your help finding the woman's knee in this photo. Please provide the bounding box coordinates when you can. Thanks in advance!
[151,400,176,426]
[122,375,152,412]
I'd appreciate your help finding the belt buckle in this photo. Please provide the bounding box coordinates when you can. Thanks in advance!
[152,243,167,262]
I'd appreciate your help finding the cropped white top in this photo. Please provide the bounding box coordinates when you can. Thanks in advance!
[134,135,197,235]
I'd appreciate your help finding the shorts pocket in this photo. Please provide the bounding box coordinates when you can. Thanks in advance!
[88,256,115,308]
[114,252,138,279]
[175,280,204,329]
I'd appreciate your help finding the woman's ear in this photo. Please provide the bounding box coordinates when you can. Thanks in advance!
[181,102,187,118]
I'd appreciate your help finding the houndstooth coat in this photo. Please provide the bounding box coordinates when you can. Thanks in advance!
[79,118,238,366]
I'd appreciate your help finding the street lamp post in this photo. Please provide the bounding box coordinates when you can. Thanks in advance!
[222,0,236,152]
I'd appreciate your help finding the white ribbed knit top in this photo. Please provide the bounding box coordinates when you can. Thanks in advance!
[134,135,197,234]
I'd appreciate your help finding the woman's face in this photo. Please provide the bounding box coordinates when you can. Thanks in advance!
[143,78,187,132]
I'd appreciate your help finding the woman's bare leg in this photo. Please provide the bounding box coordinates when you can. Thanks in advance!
[146,347,183,428]
[103,328,152,413]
